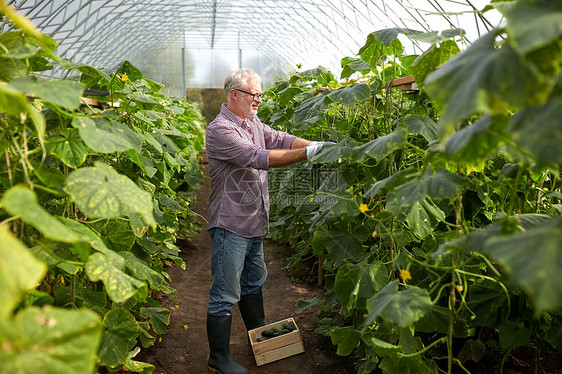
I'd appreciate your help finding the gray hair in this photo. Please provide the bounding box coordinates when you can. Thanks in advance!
[224,68,262,96]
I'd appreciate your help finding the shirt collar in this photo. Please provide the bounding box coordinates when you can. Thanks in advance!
[220,103,256,129]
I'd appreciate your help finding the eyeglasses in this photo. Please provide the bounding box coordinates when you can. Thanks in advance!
[235,88,265,101]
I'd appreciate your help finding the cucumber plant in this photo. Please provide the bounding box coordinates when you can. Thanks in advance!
[261,1,562,373]
[0,6,204,374]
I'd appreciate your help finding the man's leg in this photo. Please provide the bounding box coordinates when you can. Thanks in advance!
[207,228,249,374]
[238,236,267,331]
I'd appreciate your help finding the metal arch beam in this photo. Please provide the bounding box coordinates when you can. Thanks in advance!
[61,1,184,67]
[58,1,177,56]
[153,1,340,70]
[3,0,387,72]
[2,0,496,85]
[3,0,386,72]
[189,0,356,60]
[196,1,356,65]
[81,18,181,68]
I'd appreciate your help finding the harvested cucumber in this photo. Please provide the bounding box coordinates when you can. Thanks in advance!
[282,322,293,331]
[261,329,276,337]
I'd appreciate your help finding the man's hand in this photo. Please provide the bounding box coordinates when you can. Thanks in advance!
[305,141,335,160]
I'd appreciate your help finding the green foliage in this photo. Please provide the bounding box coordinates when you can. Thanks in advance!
[263,1,562,372]
[0,8,204,373]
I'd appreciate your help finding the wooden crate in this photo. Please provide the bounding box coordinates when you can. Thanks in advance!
[248,317,304,366]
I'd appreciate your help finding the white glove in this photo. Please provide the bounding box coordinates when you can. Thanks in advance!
[305,141,335,160]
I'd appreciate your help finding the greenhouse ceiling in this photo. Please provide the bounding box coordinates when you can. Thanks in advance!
[2,0,502,93]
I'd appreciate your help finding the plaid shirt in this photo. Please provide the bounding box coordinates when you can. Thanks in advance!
[205,104,295,237]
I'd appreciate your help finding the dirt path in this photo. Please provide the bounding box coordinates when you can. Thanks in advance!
[136,165,355,374]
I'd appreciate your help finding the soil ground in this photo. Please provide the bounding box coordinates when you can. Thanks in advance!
[136,165,356,374]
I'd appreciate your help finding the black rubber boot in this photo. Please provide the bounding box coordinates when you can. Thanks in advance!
[207,313,248,374]
[238,289,267,331]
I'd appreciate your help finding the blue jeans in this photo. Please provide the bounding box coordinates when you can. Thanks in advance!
[208,228,267,315]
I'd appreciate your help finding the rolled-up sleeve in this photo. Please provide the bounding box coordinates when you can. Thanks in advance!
[262,122,296,150]
[206,123,270,170]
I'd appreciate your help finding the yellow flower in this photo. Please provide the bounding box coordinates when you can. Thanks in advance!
[371,231,377,238]
[359,203,368,213]
[186,201,190,207]
[456,285,464,293]
[399,269,412,281]
[158,337,162,343]
[175,304,180,309]
[309,197,314,202]
[183,324,189,330]
[121,72,128,81]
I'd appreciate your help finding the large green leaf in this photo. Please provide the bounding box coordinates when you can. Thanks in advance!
[328,326,361,356]
[439,214,552,255]
[328,84,371,105]
[57,217,126,267]
[0,225,47,320]
[125,354,155,374]
[30,243,80,275]
[71,116,142,153]
[444,115,510,165]
[291,94,327,124]
[0,82,31,116]
[277,84,303,106]
[64,162,156,228]
[408,29,465,45]
[340,56,371,79]
[10,76,84,111]
[364,167,416,199]
[483,216,562,313]
[411,39,461,86]
[425,30,555,135]
[85,252,147,303]
[393,168,464,208]
[404,199,446,239]
[141,131,164,154]
[0,307,102,374]
[120,252,166,290]
[334,260,388,316]
[379,354,435,374]
[312,140,356,164]
[138,321,156,348]
[98,308,139,367]
[46,129,89,168]
[101,220,136,252]
[128,93,160,106]
[403,115,438,143]
[498,321,532,350]
[312,223,371,269]
[32,161,66,188]
[0,185,80,243]
[352,125,407,162]
[465,280,508,328]
[363,335,402,357]
[139,307,170,335]
[116,60,143,83]
[359,28,415,65]
[77,63,112,88]
[508,92,562,166]
[494,0,562,55]
[364,280,433,329]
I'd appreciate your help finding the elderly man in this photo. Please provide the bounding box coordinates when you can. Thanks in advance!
[204,68,330,373]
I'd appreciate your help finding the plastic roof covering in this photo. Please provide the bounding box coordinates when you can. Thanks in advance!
[3,0,501,94]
